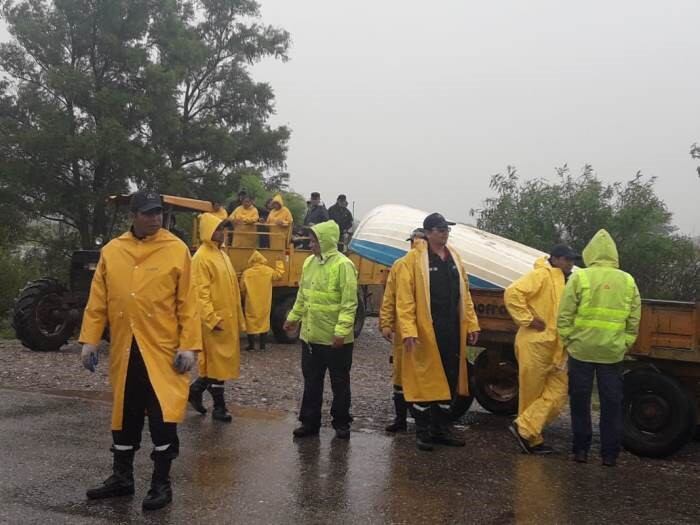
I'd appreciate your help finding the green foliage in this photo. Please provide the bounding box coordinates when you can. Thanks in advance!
[0,0,291,249]
[691,142,700,178]
[471,166,699,300]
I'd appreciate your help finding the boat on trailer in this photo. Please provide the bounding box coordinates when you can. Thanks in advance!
[349,204,545,290]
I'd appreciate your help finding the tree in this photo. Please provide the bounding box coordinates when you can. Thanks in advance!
[471,166,699,300]
[691,142,700,178]
[0,0,290,249]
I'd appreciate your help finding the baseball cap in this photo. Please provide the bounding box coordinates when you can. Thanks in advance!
[129,190,162,213]
[337,194,347,202]
[406,228,427,241]
[423,213,456,230]
[550,244,579,260]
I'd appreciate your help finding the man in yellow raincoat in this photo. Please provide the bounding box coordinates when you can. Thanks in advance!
[240,251,285,351]
[229,193,259,248]
[79,190,202,511]
[266,194,293,250]
[505,245,577,455]
[188,213,246,422]
[558,229,641,467]
[395,213,480,451]
[380,228,426,433]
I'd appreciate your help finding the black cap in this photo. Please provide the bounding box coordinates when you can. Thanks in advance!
[310,192,320,200]
[406,228,426,241]
[337,194,347,202]
[130,190,162,213]
[423,212,455,230]
[550,244,579,260]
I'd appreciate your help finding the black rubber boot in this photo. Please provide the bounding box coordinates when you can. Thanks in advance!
[86,448,136,500]
[188,377,209,414]
[259,333,266,351]
[246,335,256,351]
[430,404,465,447]
[142,451,173,511]
[385,393,408,432]
[412,404,433,451]
[209,382,232,423]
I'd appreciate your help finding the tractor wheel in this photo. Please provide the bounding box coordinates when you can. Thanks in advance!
[353,294,366,339]
[622,369,696,458]
[450,394,475,421]
[472,348,519,416]
[271,293,300,344]
[12,278,76,352]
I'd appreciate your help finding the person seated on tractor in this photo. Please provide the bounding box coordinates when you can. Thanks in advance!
[229,194,259,248]
[240,251,285,351]
[210,200,228,221]
[266,194,293,250]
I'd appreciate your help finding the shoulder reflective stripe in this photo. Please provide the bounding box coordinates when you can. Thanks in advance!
[574,318,625,330]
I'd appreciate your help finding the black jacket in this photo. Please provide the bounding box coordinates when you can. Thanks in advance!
[328,204,354,233]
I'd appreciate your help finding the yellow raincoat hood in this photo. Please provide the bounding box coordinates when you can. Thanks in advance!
[248,250,268,266]
[310,220,340,260]
[582,229,619,269]
[199,212,224,246]
[272,194,284,208]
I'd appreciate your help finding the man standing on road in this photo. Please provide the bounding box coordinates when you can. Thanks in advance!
[283,221,358,440]
[188,213,246,422]
[395,213,480,451]
[303,192,329,226]
[79,190,202,511]
[380,228,426,433]
[558,229,641,467]
[505,245,577,455]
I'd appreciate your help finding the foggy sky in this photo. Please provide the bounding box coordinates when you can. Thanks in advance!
[252,0,699,235]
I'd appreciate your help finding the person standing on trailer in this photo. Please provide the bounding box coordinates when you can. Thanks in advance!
[79,190,202,511]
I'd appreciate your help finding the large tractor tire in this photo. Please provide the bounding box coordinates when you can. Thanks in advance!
[12,278,76,352]
[271,292,367,344]
[622,369,696,458]
[472,347,519,416]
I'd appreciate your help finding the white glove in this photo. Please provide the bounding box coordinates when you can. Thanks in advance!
[81,344,99,372]
[173,350,196,374]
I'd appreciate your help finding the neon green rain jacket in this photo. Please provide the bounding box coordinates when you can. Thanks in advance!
[287,221,358,345]
[557,229,642,364]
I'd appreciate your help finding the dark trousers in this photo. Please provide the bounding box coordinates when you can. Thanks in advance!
[112,342,179,458]
[568,356,623,459]
[299,341,353,429]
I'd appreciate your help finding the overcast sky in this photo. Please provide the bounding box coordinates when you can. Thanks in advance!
[251,0,699,235]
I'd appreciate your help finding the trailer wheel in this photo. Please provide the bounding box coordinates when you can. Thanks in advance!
[450,394,475,421]
[12,278,76,352]
[472,348,518,416]
[271,294,300,344]
[623,369,695,458]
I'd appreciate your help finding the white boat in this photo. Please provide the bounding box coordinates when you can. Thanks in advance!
[349,204,546,289]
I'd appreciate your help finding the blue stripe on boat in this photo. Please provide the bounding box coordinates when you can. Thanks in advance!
[349,238,502,290]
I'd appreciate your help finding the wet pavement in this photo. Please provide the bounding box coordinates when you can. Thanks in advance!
[2,388,699,524]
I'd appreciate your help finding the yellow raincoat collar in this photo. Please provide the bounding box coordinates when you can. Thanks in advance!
[310,221,339,263]
[582,229,619,269]
[248,250,268,266]
[199,213,224,247]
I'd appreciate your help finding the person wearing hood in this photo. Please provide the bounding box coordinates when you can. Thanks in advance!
[188,213,246,423]
[558,229,641,467]
[380,228,427,433]
[283,221,358,440]
[229,194,259,248]
[266,194,293,250]
[395,213,480,451]
[79,190,202,511]
[505,245,577,455]
[240,251,286,350]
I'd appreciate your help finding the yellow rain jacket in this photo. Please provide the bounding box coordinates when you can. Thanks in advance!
[192,213,246,380]
[558,230,642,364]
[395,242,480,402]
[266,194,293,250]
[211,207,229,221]
[230,205,259,248]
[79,229,202,430]
[240,251,285,334]
[504,256,568,446]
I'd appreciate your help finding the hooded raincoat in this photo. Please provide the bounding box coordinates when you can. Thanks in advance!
[79,229,202,430]
[558,230,641,364]
[394,242,480,403]
[505,256,568,446]
[211,207,229,221]
[286,221,358,345]
[266,194,293,250]
[230,205,259,248]
[240,251,286,334]
[192,213,246,380]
